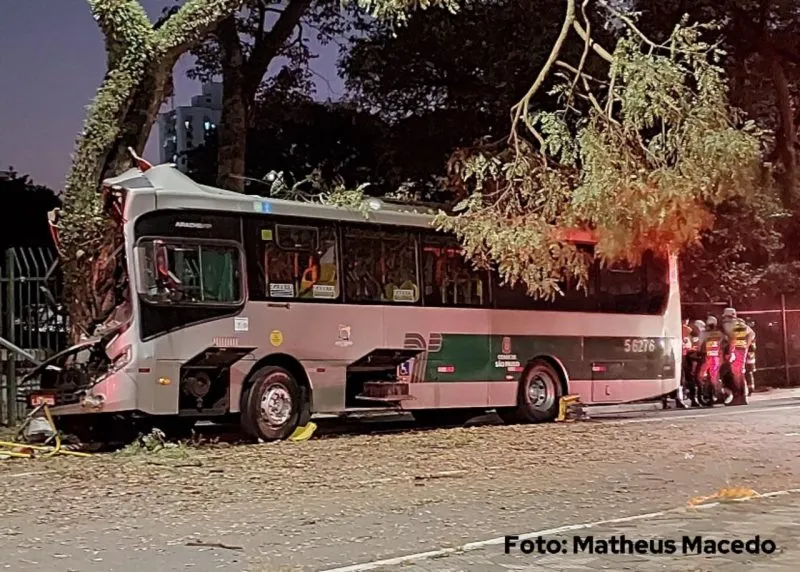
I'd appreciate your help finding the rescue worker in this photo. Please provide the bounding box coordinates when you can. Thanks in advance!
[745,318,757,396]
[664,319,694,409]
[721,307,755,405]
[683,320,705,407]
[696,315,725,405]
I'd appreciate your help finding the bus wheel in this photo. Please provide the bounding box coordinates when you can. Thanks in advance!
[498,360,562,424]
[241,366,303,441]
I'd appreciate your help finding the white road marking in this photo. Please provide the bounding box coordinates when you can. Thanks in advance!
[6,470,55,479]
[320,489,800,572]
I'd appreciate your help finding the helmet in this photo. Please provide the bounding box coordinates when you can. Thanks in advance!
[722,307,737,320]
[693,320,706,332]
[706,316,718,327]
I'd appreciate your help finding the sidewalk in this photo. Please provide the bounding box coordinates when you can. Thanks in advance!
[750,387,800,402]
[361,493,800,571]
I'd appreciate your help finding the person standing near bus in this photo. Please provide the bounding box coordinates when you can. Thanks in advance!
[684,320,705,407]
[666,319,693,409]
[697,315,725,404]
[745,318,757,396]
[721,307,755,405]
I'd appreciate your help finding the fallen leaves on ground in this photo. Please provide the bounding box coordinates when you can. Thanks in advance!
[0,415,797,532]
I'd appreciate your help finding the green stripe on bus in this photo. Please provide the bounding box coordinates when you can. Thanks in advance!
[410,333,675,382]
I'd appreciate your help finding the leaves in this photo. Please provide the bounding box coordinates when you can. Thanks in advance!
[435,5,770,299]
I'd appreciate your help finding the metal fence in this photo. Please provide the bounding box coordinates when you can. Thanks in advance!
[682,297,800,389]
[0,247,68,425]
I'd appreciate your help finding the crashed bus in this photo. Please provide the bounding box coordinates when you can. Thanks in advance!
[27,163,682,441]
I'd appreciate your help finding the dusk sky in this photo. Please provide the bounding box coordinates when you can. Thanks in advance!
[0,0,344,191]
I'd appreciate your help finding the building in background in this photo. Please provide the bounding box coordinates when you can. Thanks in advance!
[157,82,222,172]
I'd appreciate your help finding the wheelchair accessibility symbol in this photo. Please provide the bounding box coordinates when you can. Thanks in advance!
[399,361,410,376]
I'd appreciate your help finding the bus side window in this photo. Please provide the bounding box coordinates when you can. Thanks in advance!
[243,216,340,302]
[421,233,490,307]
[342,225,420,304]
[644,251,669,314]
[598,260,645,314]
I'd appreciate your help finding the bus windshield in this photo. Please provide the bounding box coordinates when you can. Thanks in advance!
[136,239,242,305]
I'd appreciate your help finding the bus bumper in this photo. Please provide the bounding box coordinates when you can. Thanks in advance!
[47,370,138,416]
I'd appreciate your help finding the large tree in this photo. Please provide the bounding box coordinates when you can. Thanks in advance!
[187,0,351,191]
[632,0,800,209]
[620,0,800,302]
[341,0,597,199]
[347,0,770,299]
[58,0,243,340]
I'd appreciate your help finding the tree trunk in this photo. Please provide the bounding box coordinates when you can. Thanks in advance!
[60,47,153,341]
[214,0,313,193]
[58,0,245,341]
[216,17,247,193]
[770,55,797,208]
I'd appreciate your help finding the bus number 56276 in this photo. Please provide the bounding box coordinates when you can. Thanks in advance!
[624,338,656,353]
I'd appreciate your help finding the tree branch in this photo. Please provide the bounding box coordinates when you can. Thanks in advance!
[87,0,154,66]
[243,0,314,99]
[565,0,591,113]
[510,0,576,139]
[555,60,607,85]
[572,19,612,62]
[156,0,245,60]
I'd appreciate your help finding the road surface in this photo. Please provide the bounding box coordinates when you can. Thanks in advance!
[1,391,799,571]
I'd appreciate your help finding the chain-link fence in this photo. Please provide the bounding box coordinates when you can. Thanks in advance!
[682,297,800,389]
[0,247,68,425]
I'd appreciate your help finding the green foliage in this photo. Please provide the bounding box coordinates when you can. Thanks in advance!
[349,0,461,22]
[341,0,585,200]
[436,8,769,300]
[270,170,375,217]
[61,0,243,337]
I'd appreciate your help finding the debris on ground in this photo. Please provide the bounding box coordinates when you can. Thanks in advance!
[289,422,318,441]
[688,487,760,507]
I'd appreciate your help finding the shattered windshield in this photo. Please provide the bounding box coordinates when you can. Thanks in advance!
[137,239,242,305]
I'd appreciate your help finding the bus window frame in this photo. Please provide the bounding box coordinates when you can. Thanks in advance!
[340,221,423,306]
[419,231,493,309]
[245,215,343,304]
[134,235,247,308]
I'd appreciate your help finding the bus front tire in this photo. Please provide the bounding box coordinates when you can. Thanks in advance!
[498,360,562,424]
[241,366,303,441]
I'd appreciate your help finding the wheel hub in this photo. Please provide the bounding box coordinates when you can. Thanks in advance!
[527,373,555,411]
[260,385,292,425]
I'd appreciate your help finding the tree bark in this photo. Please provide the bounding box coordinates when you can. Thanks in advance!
[769,54,797,208]
[60,0,243,341]
[215,0,313,192]
[216,17,248,192]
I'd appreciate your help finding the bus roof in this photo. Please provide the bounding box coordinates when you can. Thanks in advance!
[107,163,596,241]
[107,163,440,229]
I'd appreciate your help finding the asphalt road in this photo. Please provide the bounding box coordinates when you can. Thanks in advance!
[1,393,799,572]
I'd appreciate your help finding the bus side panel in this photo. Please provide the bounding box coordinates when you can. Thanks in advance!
[233,301,383,413]
[385,306,495,408]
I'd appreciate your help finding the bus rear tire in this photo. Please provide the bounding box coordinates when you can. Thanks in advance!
[498,360,562,424]
[241,366,302,441]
